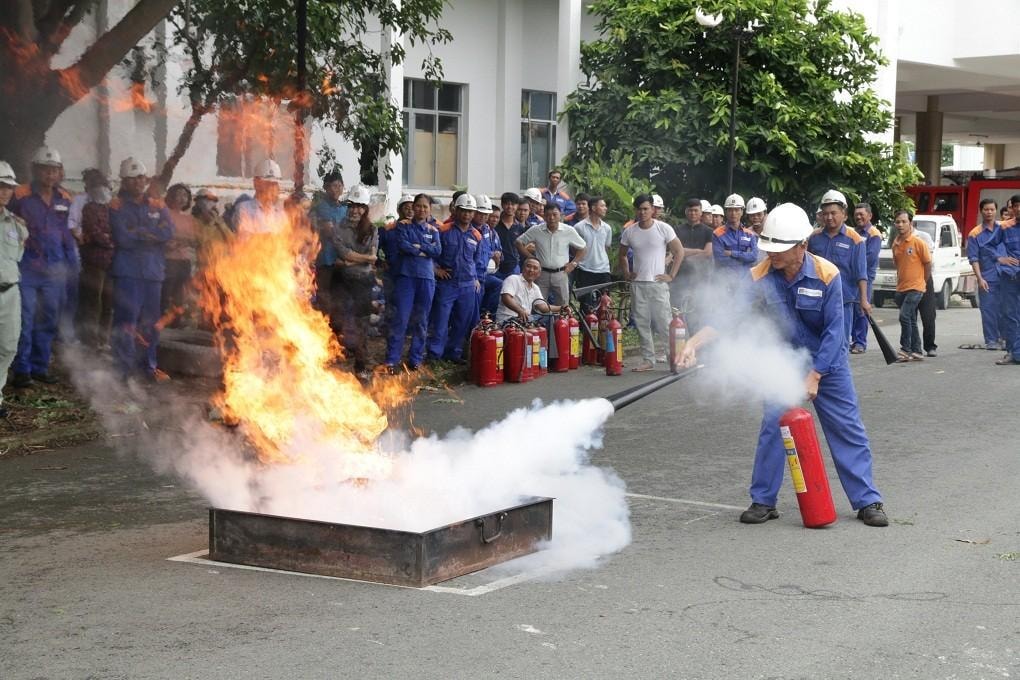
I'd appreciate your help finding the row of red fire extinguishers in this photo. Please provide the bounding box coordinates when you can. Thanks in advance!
[469,289,688,386]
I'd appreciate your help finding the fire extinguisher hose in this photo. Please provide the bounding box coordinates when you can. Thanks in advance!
[606,365,702,412]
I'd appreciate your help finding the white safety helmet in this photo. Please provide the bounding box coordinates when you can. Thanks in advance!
[724,193,745,209]
[710,204,724,216]
[453,193,478,211]
[746,197,767,215]
[254,159,283,182]
[819,189,847,208]
[346,185,372,205]
[118,156,148,179]
[699,199,712,212]
[523,187,545,205]
[758,203,814,253]
[0,160,18,187]
[398,193,415,206]
[31,146,63,167]
[651,194,665,209]
[474,194,493,214]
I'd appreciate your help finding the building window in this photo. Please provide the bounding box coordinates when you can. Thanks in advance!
[216,96,296,178]
[402,79,462,188]
[520,90,557,189]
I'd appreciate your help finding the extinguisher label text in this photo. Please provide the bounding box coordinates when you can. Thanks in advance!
[780,425,808,494]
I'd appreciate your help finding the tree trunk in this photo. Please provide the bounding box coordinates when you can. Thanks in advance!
[158,103,208,187]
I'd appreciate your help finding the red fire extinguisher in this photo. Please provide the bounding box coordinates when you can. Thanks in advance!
[582,311,600,366]
[534,324,548,377]
[550,312,570,372]
[568,312,581,370]
[503,323,527,383]
[469,320,488,384]
[667,309,687,375]
[473,326,504,387]
[779,408,837,528]
[604,313,623,376]
[525,326,539,380]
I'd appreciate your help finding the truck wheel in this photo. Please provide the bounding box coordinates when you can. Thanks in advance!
[936,280,951,310]
[873,292,888,309]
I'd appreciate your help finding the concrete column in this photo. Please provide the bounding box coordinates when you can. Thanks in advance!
[497,0,524,191]
[984,144,1005,172]
[555,0,582,163]
[378,2,405,219]
[869,0,899,146]
[915,96,944,183]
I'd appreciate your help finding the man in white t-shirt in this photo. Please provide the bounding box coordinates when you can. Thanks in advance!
[618,194,684,371]
[495,256,563,323]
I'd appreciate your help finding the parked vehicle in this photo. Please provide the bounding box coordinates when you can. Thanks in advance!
[907,178,1020,243]
[873,214,978,310]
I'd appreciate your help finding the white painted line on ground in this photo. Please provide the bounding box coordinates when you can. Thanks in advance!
[166,550,543,596]
[624,492,744,511]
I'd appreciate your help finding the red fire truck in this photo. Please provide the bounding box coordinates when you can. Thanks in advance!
[907,176,1020,242]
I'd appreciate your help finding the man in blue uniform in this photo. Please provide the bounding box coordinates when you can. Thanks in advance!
[711,193,758,278]
[680,203,887,527]
[540,170,576,222]
[808,190,869,348]
[427,193,485,363]
[995,217,1020,365]
[472,194,503,317]
[109,157,174,382]
[850,202,882,353]
[968,198,1004,351]
[11,146,77,388]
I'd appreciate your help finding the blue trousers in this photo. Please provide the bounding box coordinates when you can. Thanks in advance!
[751,364,882,510]
[14,276,62,375]
[851,283,873,349]
[977,281,1002,347]
[386,276,435,367]
[999,277,1020,361]
[427,282,477,360]
[111,277,162,378]
[842,302,853,348]
[479,274,504,317]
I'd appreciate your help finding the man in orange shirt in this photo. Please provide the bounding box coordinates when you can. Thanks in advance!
[891,210,931,361]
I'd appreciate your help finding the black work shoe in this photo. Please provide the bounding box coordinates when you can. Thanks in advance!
[857,502,889,527]
[30,372,59,384]
[12,373,33,388]
[739,503,779,524]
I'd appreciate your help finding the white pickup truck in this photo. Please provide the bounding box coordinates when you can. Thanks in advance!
[872,214,978,310]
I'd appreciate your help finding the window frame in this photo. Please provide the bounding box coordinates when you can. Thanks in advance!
[402,78,464,189]
[520,90,558,189]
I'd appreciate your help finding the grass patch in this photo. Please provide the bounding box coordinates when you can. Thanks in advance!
[995,552,1020,561]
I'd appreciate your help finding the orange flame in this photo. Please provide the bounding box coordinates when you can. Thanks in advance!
[198,208,409,479]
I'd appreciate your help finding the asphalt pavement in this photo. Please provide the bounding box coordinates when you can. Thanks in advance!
[2,303,1018,680]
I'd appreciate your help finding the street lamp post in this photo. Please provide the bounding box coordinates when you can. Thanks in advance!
[696,10,762,196]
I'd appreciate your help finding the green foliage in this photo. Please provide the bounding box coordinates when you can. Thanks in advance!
[563,0,922,220]
[560,144,654,227]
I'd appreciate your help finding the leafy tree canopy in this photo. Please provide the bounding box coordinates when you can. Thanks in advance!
[561,0,921,220]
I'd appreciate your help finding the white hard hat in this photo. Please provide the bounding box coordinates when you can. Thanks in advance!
[398,193,415,206]
[0,160,18,187]
[254,159,283,182]
[746,197,767,215]
[710,204,724,216]
[453,193,477,211]
[758,203,814,253]
[474,194,493,214]
[31,146,62,167]
[118,156,148,178]
[700,199,711,212]
[523,187,544,204]
[346,185,371,205]
[724,193,745,209]
[651,194,665,209]
[820,189,847,208]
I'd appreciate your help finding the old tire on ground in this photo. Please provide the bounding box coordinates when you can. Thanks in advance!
[157,329,222,378]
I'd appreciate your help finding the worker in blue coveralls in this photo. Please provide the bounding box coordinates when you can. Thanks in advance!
[109,157,174,382]
[967,198,1005,351]
[378,194,414,334]
[850,202,882,353]
[385,193,441,370]
[541,169,577,223]
[711,193,758,279]
[679,203,888,527]
[472,194,503,318]
[522,188,546,229]
[427,193,485,363]
[994,216,1020,366]
[808,190,869,349]
[311,172,346,316]
[10,146,78,388]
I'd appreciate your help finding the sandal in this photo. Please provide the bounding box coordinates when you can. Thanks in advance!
[895,352,914,363]
[850,345,865,354]
[631,360,655,372]
[957,344,984,350]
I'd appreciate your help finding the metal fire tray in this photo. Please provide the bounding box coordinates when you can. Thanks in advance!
[208,497,553,587]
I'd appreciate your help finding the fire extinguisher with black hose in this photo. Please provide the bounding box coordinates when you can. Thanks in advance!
[550,310,570,372]
[779,407,837,528]
[604,312,623,376]
[502,321,527,383]
[582,311,600,365]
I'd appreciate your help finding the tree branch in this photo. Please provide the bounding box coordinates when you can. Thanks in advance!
[39,0,91,55]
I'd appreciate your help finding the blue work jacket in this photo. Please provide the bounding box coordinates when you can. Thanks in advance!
[378,221,402,276]
[999,223,1020,279]
[967,223,1003,283]
[110,193,174,281]
[436,223,484,287]
[12,183,77,281]
[750,254,847,376]
[855,223,883,283]
[395,219,441,279]
[712,224,759,271]
[807,225,866,304]
[473,221,502,278]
